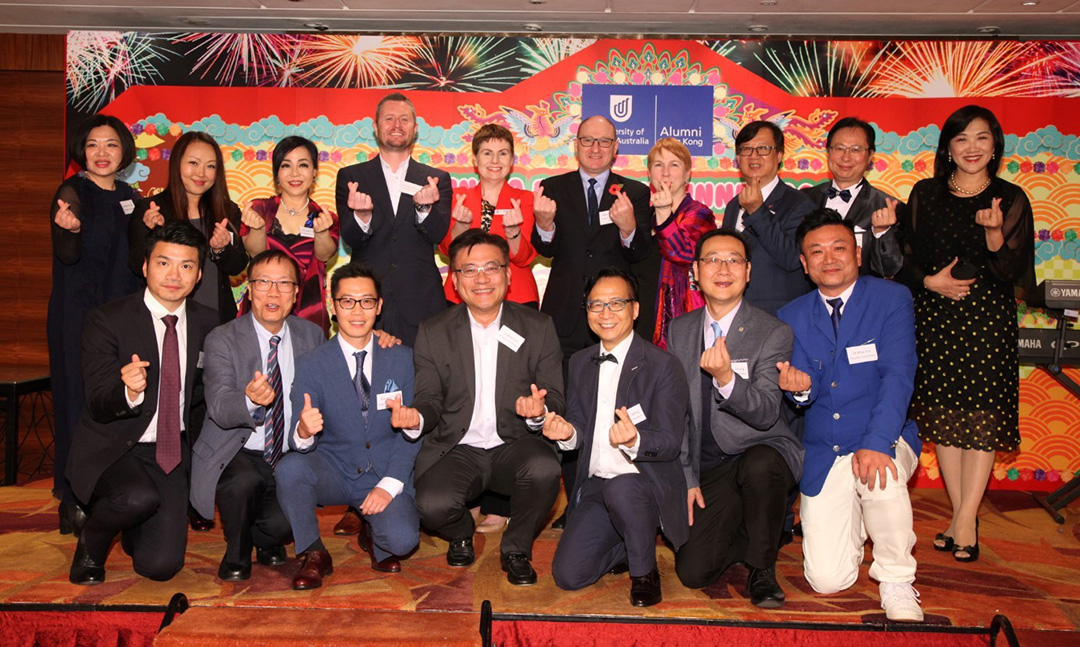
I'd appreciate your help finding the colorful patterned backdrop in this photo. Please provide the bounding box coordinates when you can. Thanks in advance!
[65,33,1080,490]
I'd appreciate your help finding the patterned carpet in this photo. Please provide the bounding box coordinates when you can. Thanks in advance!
[1,479,1078,632]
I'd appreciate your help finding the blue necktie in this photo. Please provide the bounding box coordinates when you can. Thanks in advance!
[826,186,852,203]
[354,350,370,419]
[587,178,599,228]
[264,335,284,467]
[710,321,722,347]
[827,298,844,338]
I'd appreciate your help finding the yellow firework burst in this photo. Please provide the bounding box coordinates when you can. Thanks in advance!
[295,35,423,88]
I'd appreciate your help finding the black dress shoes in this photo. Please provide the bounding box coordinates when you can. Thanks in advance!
[217,559,252,582]
[500,552,537,586]
[629,568,662,607]
[69,540,105,585]
[58,501,88,537]
[607,562,629,576]
[550,511,568,530]
[446,538,475,567]
[188,507,215,532]
[748,566,785,608]
[256,545,288,567]
[292,550,334,590]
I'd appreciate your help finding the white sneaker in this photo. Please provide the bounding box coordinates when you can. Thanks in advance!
[880,582,924,622]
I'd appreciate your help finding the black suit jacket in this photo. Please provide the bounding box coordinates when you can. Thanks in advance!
[531,170,654,340]
[68,292,219,504]
[721,179,814,315]
[410,302,565,480]
[801,179,904,278]
[335,156,452,330]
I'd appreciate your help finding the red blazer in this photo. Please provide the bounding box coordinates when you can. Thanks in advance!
[439,183,539,304]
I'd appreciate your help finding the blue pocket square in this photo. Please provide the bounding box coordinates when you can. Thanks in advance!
[384,378,399,393]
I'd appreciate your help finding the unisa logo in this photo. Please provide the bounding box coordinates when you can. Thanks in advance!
[610,95,633,123]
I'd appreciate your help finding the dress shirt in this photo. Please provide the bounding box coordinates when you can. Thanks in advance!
[353,156,431,231]
[825,181,864,219]
[735,174,781,232]
[460,306,505,450]
[129,289,188,444]
[703,300,743,398]
[793,282,858,403]
[243,318,295,453]
[534,168,636,247]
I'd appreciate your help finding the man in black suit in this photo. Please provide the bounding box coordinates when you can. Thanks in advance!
[721,120,814,315]
[546,268,689,607]
[68,221,219,584]
[388,229,565,586]
[800,117,903,279]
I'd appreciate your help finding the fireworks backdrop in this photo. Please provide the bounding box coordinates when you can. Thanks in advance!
[64,33,1080,489]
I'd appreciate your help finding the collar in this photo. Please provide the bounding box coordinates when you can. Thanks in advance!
[467,304,504,332]
[758,175,781,202]
[818,281,857,313]
[380,156,410,179]
[252,316,289,347]
[704,299,743,337]
[830,179,865,198]
[598,332,634,365]
[336,331,374,358]
[143,288,187,320]
[579,168,611,190]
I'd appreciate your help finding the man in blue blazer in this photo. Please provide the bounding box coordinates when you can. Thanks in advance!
[546,268,689,607]
[721,120,814,315]
[275,262,420,589]
[776,209,923,623]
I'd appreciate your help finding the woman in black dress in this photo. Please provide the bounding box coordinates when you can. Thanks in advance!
[899,105,1034,562]
[49,115,141,531]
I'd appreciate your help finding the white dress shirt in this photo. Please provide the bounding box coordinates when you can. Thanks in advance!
[460,306,505,450]
[353,157,431,231]
[825,180,865,219]
[703,300,743,399]
[243,318,294,453]
[735,174,780,232]
[129,289,188,444]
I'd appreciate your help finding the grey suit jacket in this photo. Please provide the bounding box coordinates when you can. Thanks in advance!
[801,179,904,278]
[190,313,324,519]
[668,302,804,488]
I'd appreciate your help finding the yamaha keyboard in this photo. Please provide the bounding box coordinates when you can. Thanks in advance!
[1018,327,1080,365]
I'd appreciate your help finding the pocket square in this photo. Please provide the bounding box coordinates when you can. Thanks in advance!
[384,378,399,393]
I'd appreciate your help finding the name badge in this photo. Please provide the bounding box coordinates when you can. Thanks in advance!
[497,325,524,352]
[298,226,315,239]
[846,343,878,365]
[853,226,865,248]
[598,210,612,226]
[197,351,204,369]
[377,390,403,410]
[494,209,512,216]
[731,360,750,380]
[120,199,135,215]
[400,180,423,196]
[626,403,647,425]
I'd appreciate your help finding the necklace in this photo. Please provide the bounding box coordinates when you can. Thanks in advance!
[949,172,991,196]
[280,198,309,218]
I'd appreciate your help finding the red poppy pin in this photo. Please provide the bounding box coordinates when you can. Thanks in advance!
[609,184,624,196]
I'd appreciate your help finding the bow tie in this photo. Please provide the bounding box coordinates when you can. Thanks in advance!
[826,186,852,203]
[591,354,618,366]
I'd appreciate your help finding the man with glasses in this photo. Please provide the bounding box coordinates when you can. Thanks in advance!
[275,262,421,589]
[191,250,324,582]
[666,229,803,608]
[721,120,815,315]
[801,117,904,278]
[388,229,564,586]
[546,267,689,607]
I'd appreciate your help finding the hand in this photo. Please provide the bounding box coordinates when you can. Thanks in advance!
[347,182,374,219]
[209,219,231,252]
[312,209,334,234]
[387,397,420,429]
[923,257,976,301]
[450,193,472,224]
[503,197,525,228]
[851,448,898,492]
[515,383,547,419]
[373,329,402,348]
[608,406,638,448]
[871,197,898,234]
[776,361,812,393]
[54,199,81,232]
[240,201,264,231]
[608,189,636,237]
[413,176,440,207]
[700,335,733,386]
[360,487,392,516]
[687,487,705,527]
[245,370,275,407]
[650,181,674,211]
[533,186,556,231]
[975,197,1003,231]
[542,411,574,442]
[738,176,764,215]
[121,353,151,402]
[142,201,165,229]
[297,393,323,439]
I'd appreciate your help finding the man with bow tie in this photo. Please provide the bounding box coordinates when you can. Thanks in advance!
[801,117,904,278]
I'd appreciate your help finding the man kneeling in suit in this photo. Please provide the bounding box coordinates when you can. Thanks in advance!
[546,268,689,607]
[275,262,420,589]
[668,229,803,608]
[190,250,324,582]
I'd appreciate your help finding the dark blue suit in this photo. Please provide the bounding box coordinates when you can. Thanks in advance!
[275,338,420,561]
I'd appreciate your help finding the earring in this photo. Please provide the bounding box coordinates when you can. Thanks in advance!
[948,153,953,163]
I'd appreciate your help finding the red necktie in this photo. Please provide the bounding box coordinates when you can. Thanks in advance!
[156,314,181,474]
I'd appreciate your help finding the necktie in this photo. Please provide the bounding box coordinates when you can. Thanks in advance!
[354,350,370,419]
[710,321,722,347]
[591,353,617,366]
[264,335,284,467]
[827,297,844,338]
[826,186,852,203]
[480,199,495,232]
[156,314,181,474]
[587,178,599,228]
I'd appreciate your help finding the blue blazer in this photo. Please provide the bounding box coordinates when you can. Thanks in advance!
[289,338,419,491]
[776,276,921,497]
[722,179,814,315]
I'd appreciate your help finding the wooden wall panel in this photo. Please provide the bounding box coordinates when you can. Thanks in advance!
[0,34,64,72]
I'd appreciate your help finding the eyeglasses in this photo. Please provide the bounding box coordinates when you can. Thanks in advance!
[827,145,869,156]
[736,145,777,157]
[249,278,298,292]
[333,296,378,310]
[696,256,748,269]
[453,262,507,278]
[585,298,636,313]
[577,136,616,149]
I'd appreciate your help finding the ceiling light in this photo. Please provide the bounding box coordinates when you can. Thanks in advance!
[528,0,546,4]
[760,0,778,5]
[976,25,1001,34]
[523,23,542,32]
[1021,1,1039,5]
[304,22,330,31]
[181,18,209,26]
[748,24,769,33]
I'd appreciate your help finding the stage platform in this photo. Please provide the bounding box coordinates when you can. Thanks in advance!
[0,479,1078,645]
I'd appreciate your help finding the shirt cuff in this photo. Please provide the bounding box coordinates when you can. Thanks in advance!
[872,225,890,239]
[126,389,145,409]
[415,207,431,223]
[354,212,372,232]
[535,224,555,243]
[556,426,578,452]
[525,406,548,431]
[620,228,636,247]
[620,433,641,459]
[714,376,735,400]
[401,413,424,440]
[292,422,316,450]
[375,477,404,499]
[792,389,811,403]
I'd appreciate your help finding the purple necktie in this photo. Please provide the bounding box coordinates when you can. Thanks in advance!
[156,314,181,474]
[264,335,284,467]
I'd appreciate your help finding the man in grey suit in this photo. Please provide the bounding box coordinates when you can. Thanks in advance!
[667,229,803,608]
[190,250,324,581]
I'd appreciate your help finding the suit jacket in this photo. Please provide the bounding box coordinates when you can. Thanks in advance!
[411,301,565,480]
[721,179,814,315]
[335,156,452,329]
[667,303,803,488]
[531,170,656,339]
[776,276,921,497]
[189,313,324,519]
[288,338,420,490]
[801,179,904,278]
[68,292,219,504]
[564,334,690,548]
